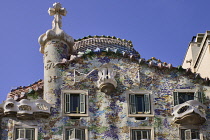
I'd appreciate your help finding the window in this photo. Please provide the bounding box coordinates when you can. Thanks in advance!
[62,90,88,117]
[65,128,85,140]
[129,94,150,114]
[64,93,86,114]
[131,129,151,140]
[15,128,35,140]
[181,129,200,140]
[173,91,203,106]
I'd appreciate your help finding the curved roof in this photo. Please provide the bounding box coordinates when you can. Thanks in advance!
[7,80,43,101]
[73,35,140,57]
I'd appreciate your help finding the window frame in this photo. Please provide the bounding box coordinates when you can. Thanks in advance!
[173,89,204,106]
[127,90,154,117]
[179,125,203,140]
[64,126,88,140]
[62,90,89,117]
[130,126,154,140]
[14,125,38,140]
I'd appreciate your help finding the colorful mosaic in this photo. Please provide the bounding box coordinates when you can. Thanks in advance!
[1,40,210,140]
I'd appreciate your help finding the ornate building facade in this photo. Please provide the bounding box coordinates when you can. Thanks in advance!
[0,3,210,140]
[182,31,210,78]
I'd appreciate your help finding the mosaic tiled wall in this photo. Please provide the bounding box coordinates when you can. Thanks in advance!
[1,53,210,140]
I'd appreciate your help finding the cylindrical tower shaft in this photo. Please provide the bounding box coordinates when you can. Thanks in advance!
[43,40,70,105]
[38,3,74,106]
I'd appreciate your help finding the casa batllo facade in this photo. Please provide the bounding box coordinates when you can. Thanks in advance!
[0,3,210,140]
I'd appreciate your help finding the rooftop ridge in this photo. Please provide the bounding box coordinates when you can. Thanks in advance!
[74,35,133,46]
[73,35,137,54]
[10,79,43,92]
[7,80,44,100]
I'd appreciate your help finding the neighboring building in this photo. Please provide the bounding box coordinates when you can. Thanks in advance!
[182,31,210,78]
[1,3,210,140]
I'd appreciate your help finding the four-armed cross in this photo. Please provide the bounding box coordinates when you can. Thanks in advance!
[48,2,67,30]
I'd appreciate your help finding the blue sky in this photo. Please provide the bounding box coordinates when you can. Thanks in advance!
[1,0,210,102]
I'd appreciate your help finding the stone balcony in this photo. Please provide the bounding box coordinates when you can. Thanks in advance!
[0,98,51,119]
[172,100,207,125]
[97,64,117,94]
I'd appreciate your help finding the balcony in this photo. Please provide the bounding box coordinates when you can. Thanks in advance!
[97,64,117,94]
[34,99,52,118]
[4,98,18,117]
[172,100,207,125]
[17,99,33,119]
[2,98,51,119]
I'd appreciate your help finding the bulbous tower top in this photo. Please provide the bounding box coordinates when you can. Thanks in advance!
[38,2,74,54]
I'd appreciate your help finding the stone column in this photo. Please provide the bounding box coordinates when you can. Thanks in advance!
[38,3,74,106]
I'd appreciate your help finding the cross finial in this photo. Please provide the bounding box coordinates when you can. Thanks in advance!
[48,2,67,30]
[38,3,74,54]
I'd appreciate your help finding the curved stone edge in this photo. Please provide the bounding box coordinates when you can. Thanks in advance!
[38,30,74,54]
[0,98,51,119]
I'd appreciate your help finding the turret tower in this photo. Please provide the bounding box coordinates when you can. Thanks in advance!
[38,3,74,106]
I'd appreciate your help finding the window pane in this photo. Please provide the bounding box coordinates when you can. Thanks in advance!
[174,92,179,105]
[133,130,142,139]
[16,128,34,140]
[66,129,74,140]
[198,92,204,103]
[26,129,35,140]
[80,94,86,114]
[65,94,71,113]
[130,94,136,114]
[66,128,85,140]
[81,129,85,140]
[136,95,144,113]
[16,129,19,138]
[70,94,80,113]
[76,129,81,139]
[181,129,200,140]
[179,92,194,104]
[181,129,185,140]
[187,93,194,100]
[132,129,150,140]
[19,129,24,138]
[142,130,150,139]
[191,129,200,139]
[76,129,85,140]
[144,94,150,113]
[185,129,191,140]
